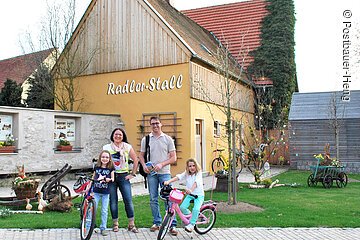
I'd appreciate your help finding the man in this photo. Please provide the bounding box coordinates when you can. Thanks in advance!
[139,116,178,236]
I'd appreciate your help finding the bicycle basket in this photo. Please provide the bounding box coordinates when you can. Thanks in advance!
[73,176,91,194]
[169,189,184,204]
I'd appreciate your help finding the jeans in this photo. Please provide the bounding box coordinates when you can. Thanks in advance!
[94,193,110,231]
[180,195,204,225]
[147,173,177,227]
[109,173,134,220]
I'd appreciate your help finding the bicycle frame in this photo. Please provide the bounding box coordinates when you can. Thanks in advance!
[157,187,217,240]
[165,194,216,226]
[77,176,96,240]
[81,184,94,212]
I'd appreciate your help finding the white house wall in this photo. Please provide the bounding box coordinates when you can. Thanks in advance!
[0,106,121,175]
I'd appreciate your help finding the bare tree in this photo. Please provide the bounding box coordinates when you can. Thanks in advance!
[193,36,253,205]
[20,0,99,111]
[328,92,346,161]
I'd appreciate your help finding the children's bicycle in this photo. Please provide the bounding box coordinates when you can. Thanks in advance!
[211,148,242,175]
[157,185,217,240]
[73,173,96,240]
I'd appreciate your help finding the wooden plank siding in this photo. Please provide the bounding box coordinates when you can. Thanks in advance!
[289,91,360,173]
[69,0,191,76]
[190,62,253,112]
[289,119,360,173]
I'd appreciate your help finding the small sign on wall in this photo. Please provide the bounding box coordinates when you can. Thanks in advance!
[54,118,76,142]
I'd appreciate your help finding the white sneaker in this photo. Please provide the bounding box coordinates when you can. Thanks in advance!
[184,224,194,232]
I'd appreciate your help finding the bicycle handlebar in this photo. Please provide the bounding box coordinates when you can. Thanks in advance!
[213,149,225,153]
[161,185,198,199]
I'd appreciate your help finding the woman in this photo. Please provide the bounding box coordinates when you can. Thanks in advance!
[103,128,139,233]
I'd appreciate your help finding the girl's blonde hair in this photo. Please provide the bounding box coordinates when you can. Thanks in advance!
[186,158,201,175]
[97,150,114,169]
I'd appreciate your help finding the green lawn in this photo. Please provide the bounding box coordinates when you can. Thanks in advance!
[1,170,359,228]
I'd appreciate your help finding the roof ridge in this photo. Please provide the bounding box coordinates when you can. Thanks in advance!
[182,0,266,12]
[0,48,54,62]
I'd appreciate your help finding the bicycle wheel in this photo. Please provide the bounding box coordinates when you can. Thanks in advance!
[211,157,225,174]
[157,213,173,240]
[80,199,96,240]
[46,184,71,201]
[194,206,216,234]
[78,197,85,220]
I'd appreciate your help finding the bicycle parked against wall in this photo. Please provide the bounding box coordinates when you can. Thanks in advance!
[73,173,97,240]
[211,143,268,176]
[211,148,242,175]
[157,185,217,240]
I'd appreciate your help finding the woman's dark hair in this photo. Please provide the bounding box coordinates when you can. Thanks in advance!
[110,128,128,143]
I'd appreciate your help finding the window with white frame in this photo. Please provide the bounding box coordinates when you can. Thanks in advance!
[54,117,77,147]
[0,113,16,148]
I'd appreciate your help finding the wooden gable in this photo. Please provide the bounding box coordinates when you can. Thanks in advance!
[69,0,192,76]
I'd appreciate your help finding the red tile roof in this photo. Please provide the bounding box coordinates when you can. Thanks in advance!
[0,49,53,89]
[182,0,268,69]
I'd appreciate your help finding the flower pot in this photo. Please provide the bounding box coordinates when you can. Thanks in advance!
[215,176,239,192]
[0,146,16,153]
[13,180,40,200]
[57,145,73,151]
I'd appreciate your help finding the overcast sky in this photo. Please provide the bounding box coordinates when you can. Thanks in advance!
[0,0,359,93]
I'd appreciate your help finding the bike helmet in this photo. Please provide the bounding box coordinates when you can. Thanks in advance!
[159,185,172,201]
[73,176,91,194]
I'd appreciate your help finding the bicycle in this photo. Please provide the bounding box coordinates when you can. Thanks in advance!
[211,149,242,175]
[157,185,217,240]
[73,173,97,240]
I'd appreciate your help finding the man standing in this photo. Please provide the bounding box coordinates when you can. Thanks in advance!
[139,116,178,236]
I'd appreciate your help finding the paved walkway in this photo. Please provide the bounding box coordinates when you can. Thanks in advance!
[0,227,359,240]
[1,166,359,239]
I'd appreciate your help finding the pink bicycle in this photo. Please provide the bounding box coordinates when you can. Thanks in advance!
[157,185,217,240]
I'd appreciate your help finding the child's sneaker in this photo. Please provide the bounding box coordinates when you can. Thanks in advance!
[184,224,194,232]
[101,230,109,236]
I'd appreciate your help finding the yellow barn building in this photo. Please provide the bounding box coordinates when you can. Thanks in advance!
[56,0,255,174]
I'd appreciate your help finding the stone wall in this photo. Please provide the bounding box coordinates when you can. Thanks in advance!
[0,106,122,175]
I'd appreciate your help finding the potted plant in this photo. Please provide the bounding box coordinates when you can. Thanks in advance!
[57,138,73,151]
[0,134,16,153]
[12,165,40,200]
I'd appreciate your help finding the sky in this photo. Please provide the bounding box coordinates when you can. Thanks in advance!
[0,0,359,93]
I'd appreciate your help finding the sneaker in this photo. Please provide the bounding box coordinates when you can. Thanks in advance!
[150,224,160,232]
[169,227,178,236]
[184,224,194,233]
[94,228,100,233]
[101,230,109,236]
